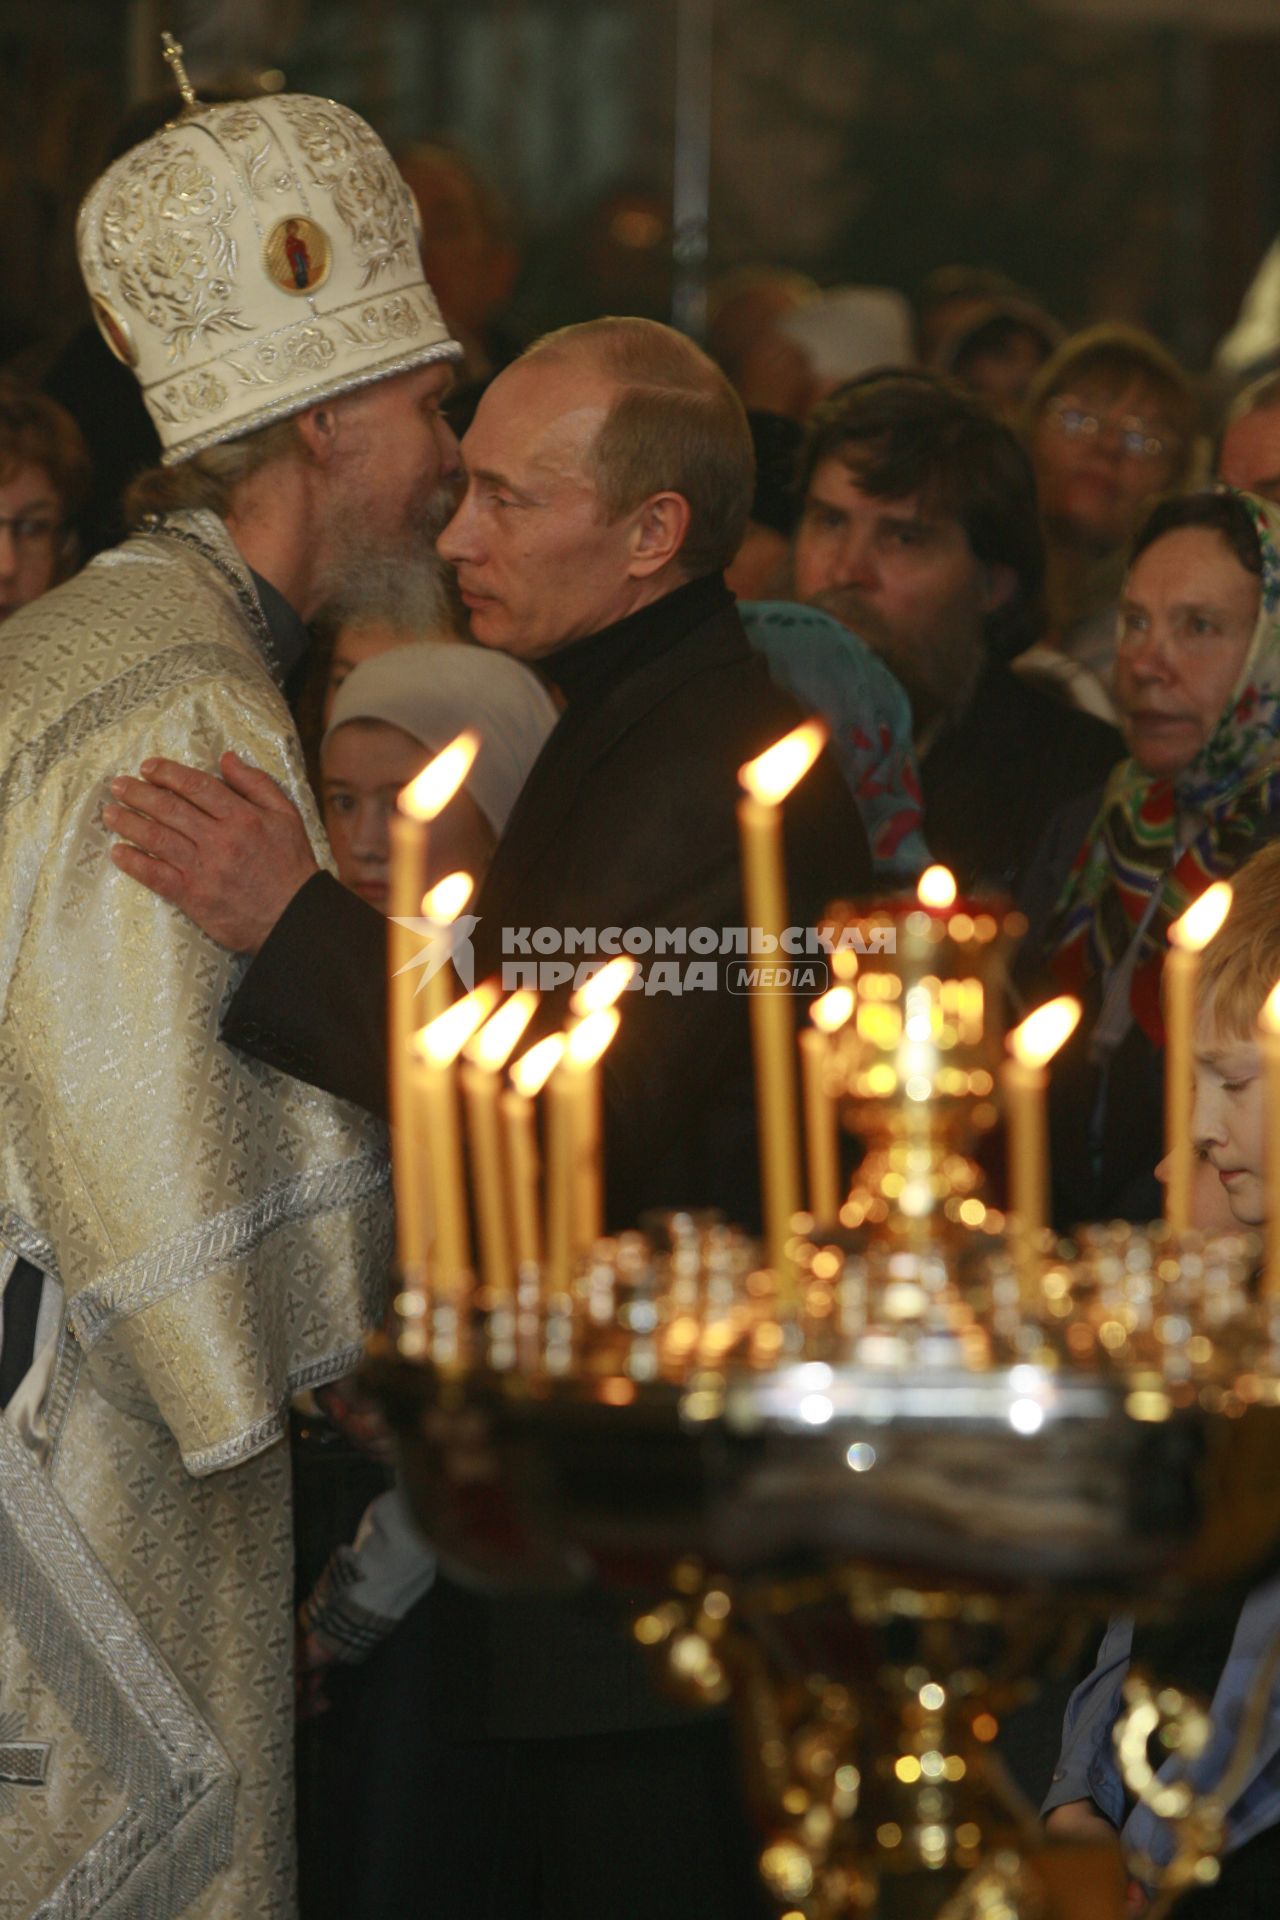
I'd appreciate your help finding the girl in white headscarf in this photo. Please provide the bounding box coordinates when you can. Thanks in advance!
[300,642,558,1696]
[320,640,560,909]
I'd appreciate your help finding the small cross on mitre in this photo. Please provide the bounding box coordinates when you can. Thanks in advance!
[160,31,201,113]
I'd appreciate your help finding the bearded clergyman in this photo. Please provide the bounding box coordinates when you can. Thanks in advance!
[0,49,460,1917]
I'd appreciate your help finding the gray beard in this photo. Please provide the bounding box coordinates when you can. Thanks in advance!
[315,478,461,605]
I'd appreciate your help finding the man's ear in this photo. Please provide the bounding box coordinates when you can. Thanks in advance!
[293,401,343,467]
[628,491,692,579]
[978,562,1018,616]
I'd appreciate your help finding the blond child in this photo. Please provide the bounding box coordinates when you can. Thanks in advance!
[1044,841,1280,1915]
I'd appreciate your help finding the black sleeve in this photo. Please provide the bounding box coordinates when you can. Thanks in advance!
[0,1258,45,1409]
[220,871,389,1117]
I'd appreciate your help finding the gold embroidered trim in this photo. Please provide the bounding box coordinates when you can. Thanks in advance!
[0,1419,236,1915]
[158,337,461,464]
[69,1151,390,1347]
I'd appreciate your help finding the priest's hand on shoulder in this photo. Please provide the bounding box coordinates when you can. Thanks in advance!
[103,751,320,954]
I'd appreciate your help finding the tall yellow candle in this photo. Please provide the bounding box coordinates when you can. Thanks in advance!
[461,992,537,1303]
[738,721,829,1283]
[504,1034,566,1273]
[412,983,498,1304]
[564,1008,621,1253]
[419,870,474,1025]
[801,985,855,1223]
[1003,996,1081,1256]
[1164,884,1233,1234]
[389,733,479,1288]
[1259,980,1280,1299]
[544,1042,576,1294]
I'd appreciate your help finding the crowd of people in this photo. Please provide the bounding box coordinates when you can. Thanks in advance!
[3,56,1280,1920]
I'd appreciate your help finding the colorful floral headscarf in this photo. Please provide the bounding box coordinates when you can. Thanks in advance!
[1048,490,1280,1042]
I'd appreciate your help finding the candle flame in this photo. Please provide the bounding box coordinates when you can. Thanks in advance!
[1260,978,1280,1036]
[565,1007,621,1071]
[510,1033,566,1098]
[739,720,829,806]
[1169,881,1233,954]
[811,985,855,1034]
[416,980,500,1067]
[917,865,957,910]
[570,955,638,1015]
[1009,994,1081,1069]
[421,871,474,925]
[399,731,480,821]
[466,991,538,1071]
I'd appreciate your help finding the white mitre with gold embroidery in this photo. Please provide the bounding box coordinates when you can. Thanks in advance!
[76,76,461,463]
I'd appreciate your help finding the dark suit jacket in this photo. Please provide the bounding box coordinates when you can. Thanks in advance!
[224,575,871,1742]
[225,575,871,1233]
[921,661,1121,896]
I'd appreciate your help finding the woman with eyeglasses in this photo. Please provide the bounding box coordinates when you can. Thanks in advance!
[1016,326,1198,720]
[0,382,90,623]
[1016,486,1280,1231]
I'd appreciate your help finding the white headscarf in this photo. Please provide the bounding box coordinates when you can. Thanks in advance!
[323,641,559,835]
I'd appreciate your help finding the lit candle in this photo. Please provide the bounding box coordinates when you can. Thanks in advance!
[419,870,474,1024]
[1165,883,1233,1233]
[917,864,957,911]
[546,1008,622,1286]
[1259,980,1280,1298]
[461,992,537,1304]
[738,720,829,1284]
[800,985,855,1223]
[411,982,498,1304]
[504,1034,566,1273]
[1003,996,1081,1254]
[570,954,638,1018]
[389,733,479,1292]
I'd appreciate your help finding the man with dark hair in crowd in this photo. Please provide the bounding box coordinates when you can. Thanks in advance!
[0,381,91,620]
[792,370,1121,892]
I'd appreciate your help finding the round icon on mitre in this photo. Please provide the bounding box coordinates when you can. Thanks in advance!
[264,216,332,296]
[91,294,138,368]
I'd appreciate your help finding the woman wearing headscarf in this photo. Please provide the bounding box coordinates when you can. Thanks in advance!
[318,638,560,907]
[1018,487,1280,1230]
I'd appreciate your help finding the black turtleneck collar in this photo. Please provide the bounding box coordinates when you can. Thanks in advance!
[546,571,733,712]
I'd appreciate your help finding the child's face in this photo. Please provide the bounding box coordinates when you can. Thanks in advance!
[1191,1007,1266,1227]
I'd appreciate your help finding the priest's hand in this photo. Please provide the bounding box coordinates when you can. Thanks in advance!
[103,751,320,954]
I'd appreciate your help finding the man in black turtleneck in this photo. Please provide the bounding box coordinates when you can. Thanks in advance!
[122,316,869,1233]
[107,318,869,1920]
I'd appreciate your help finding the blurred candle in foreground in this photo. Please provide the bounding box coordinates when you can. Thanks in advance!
[917,864,958,911]
[504,1034,566,1273]
[563,1008,622,1256]
[800,985,855,1223]
[1165,883,1233,1234]
[1004,995,1081,1248]
[462,992,537,1303]
[389,733,479,1289]
[738,720,829,1286]
[412,982,498,1304]
[419,870,474,1024]
[1260,980,1280,1299]
[570,955,638,1017]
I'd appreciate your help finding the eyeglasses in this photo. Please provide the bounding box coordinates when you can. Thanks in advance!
[1046,398,1170,464]
[0,512,62,550]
